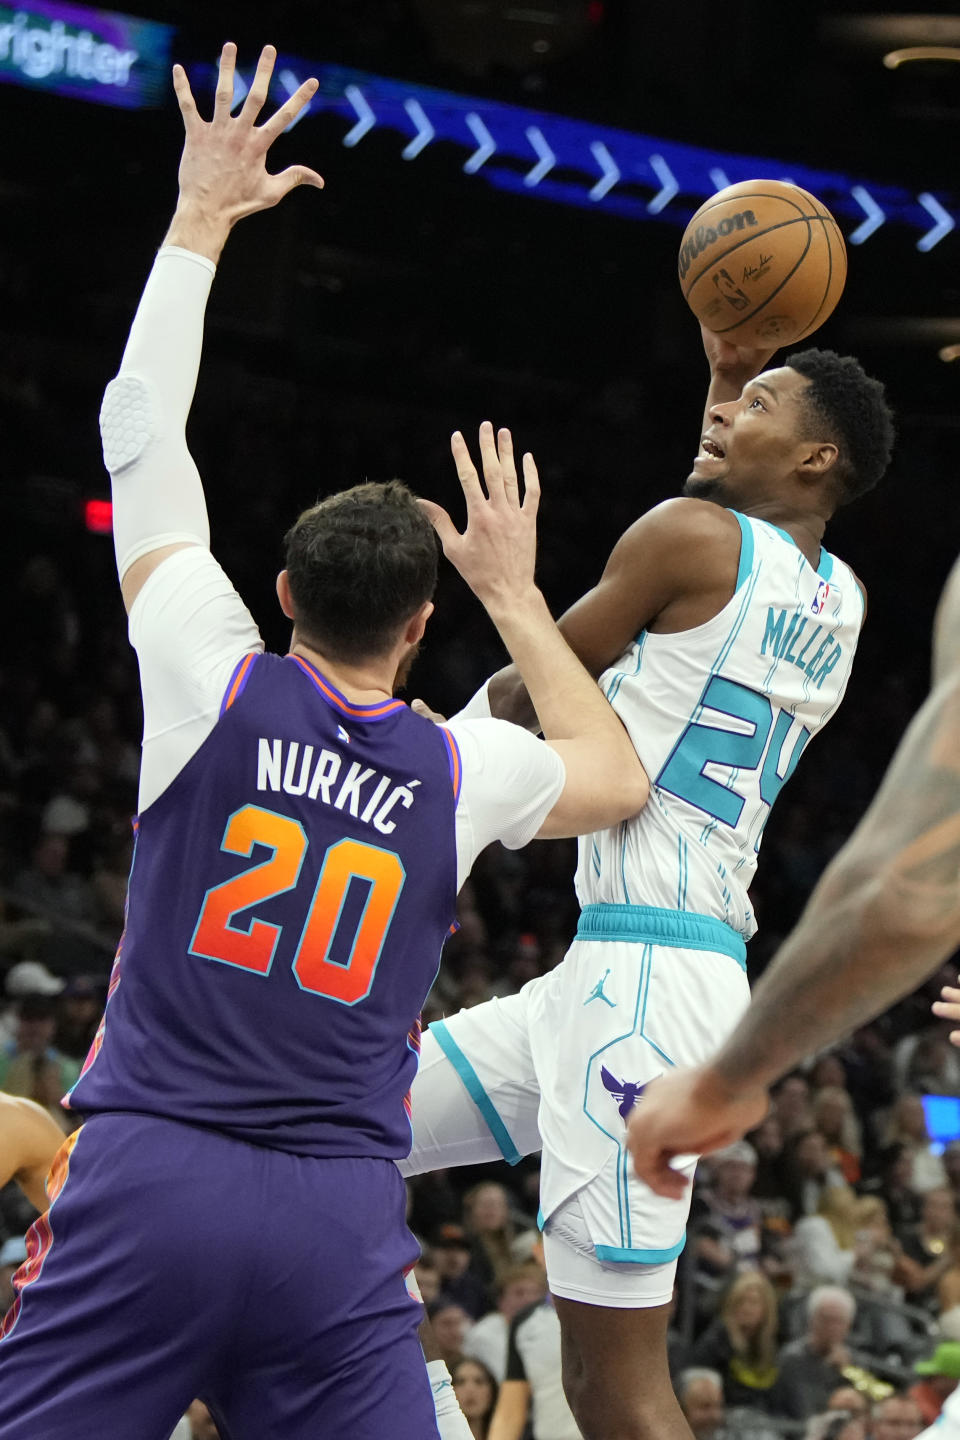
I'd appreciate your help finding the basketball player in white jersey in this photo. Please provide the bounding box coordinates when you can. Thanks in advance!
[627,557,960,1440]
[406,337,896,1439]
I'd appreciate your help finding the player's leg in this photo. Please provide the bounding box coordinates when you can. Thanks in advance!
[211,1155,440,1440]
[544,1196,692,1439]
[555,1296,691,1440]
[0,1116,237,1440]
[531,935,750,1439]
[399,988,543,1177]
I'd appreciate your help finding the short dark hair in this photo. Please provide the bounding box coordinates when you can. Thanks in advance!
[283,480,438,663]
[787,348,895,505]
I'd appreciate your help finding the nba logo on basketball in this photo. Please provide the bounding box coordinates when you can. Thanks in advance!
[811,581,830,615]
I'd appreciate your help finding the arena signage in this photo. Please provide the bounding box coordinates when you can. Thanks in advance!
[0,0,172,107]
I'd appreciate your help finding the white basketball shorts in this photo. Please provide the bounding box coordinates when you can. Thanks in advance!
[402,903,751,1307]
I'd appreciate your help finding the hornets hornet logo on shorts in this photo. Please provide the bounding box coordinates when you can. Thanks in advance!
[600,1066,647,1120]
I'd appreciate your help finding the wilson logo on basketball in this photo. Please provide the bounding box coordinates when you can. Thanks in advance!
[678,209,759,282]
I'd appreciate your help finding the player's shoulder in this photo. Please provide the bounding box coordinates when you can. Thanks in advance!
[617,497,742,555]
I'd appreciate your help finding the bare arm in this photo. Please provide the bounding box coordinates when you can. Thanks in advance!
[486,497,743,729]
[486,327,774,729]
[0,1095,66,1212]
[422,425,649,838]
[487,1380,532,1440]
[628,557,960,1191]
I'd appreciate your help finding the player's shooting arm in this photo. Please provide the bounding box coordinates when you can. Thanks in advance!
[102,45,321,616]
[480,498,742,730]
[702,556,960,1101]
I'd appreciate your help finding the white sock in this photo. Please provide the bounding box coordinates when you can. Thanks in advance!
[426,1359,473,1440]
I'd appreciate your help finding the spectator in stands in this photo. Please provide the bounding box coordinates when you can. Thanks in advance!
[676,1369,726,1440]
[0,995,79,1113]
[805,1412,867,1440]
[884,1096,948,1195]
[431,1223,489,1318]
[487,1296,579,1440]
[791,1191,901,1293]
[691,1141,764,1282]
[11,832,101,974]
[869,1392,925,1439]
[748,1114,786,1203]
[690,1272,780,1411]
[814,1086,863,1184]
[772,1073,815,1140]
[775,1286,858,1421]
[414,1255,442,1308]
[463,1182,533,1299]
[896,1188,960,1310]
[464,1262,548,1381]
[907,1341,960,1427]
[53,975,101,1062]
[861,1146,922,1234]
[781,1129,847,1222]
[941,1142,960,1215]
[428,1299,473,1370]
[894,1029,960,1100]
[827,1385,869,1418]
[452,1356,498,1440]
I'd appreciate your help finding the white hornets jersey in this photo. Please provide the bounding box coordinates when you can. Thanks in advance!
[576,512,864,939]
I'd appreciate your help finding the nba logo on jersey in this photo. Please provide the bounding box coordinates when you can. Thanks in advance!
[811,580,830,615]
[337,724,351,743]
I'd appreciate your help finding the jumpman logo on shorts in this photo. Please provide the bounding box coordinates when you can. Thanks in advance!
[584,969,615,1008]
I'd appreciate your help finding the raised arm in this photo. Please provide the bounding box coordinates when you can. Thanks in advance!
[627,556,960,1193]
[479,328,774,730]
[422,424,649,838]
[105,43,323,614]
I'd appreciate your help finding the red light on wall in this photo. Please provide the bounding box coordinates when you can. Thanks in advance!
[588,1,604,22]
[85,498,113,534]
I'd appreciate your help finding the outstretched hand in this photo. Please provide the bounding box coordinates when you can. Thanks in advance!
[166,43,323,258]
[420,422,540,617]
[933,981,960,1045]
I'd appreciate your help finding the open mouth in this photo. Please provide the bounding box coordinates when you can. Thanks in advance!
[700,437,726,459]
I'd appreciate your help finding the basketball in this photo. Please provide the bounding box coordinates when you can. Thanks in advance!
[678,179,847,347]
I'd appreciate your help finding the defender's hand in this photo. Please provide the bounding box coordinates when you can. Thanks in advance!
[700,323,777,387]
[626,1064,768,1198]
[933,982,960,1045]
[167,42,323,259]
[420,422,540,617]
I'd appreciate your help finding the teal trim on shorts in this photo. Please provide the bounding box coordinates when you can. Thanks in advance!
[576,903,747,971]
[431,1019,522,1166]
[595,1232,686,1265]
[537,1205,546,1233]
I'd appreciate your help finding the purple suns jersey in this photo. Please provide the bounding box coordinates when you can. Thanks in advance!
[67,652,460,1158]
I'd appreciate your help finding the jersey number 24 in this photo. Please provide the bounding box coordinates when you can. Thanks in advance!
[657,675,810,828]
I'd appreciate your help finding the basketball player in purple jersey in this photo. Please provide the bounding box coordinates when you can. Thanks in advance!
[0,45,649,1440]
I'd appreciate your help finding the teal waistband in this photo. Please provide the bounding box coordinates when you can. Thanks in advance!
[576,903,747,970]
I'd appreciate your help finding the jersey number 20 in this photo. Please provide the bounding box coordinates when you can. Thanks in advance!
[189,804,405,1005]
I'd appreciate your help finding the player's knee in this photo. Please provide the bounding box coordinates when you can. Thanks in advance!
[568,1371,678,1440]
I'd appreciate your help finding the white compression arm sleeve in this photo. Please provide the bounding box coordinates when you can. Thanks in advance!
[100,246,216,579]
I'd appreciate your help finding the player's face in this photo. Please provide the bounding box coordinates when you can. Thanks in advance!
[684,367,816,507]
